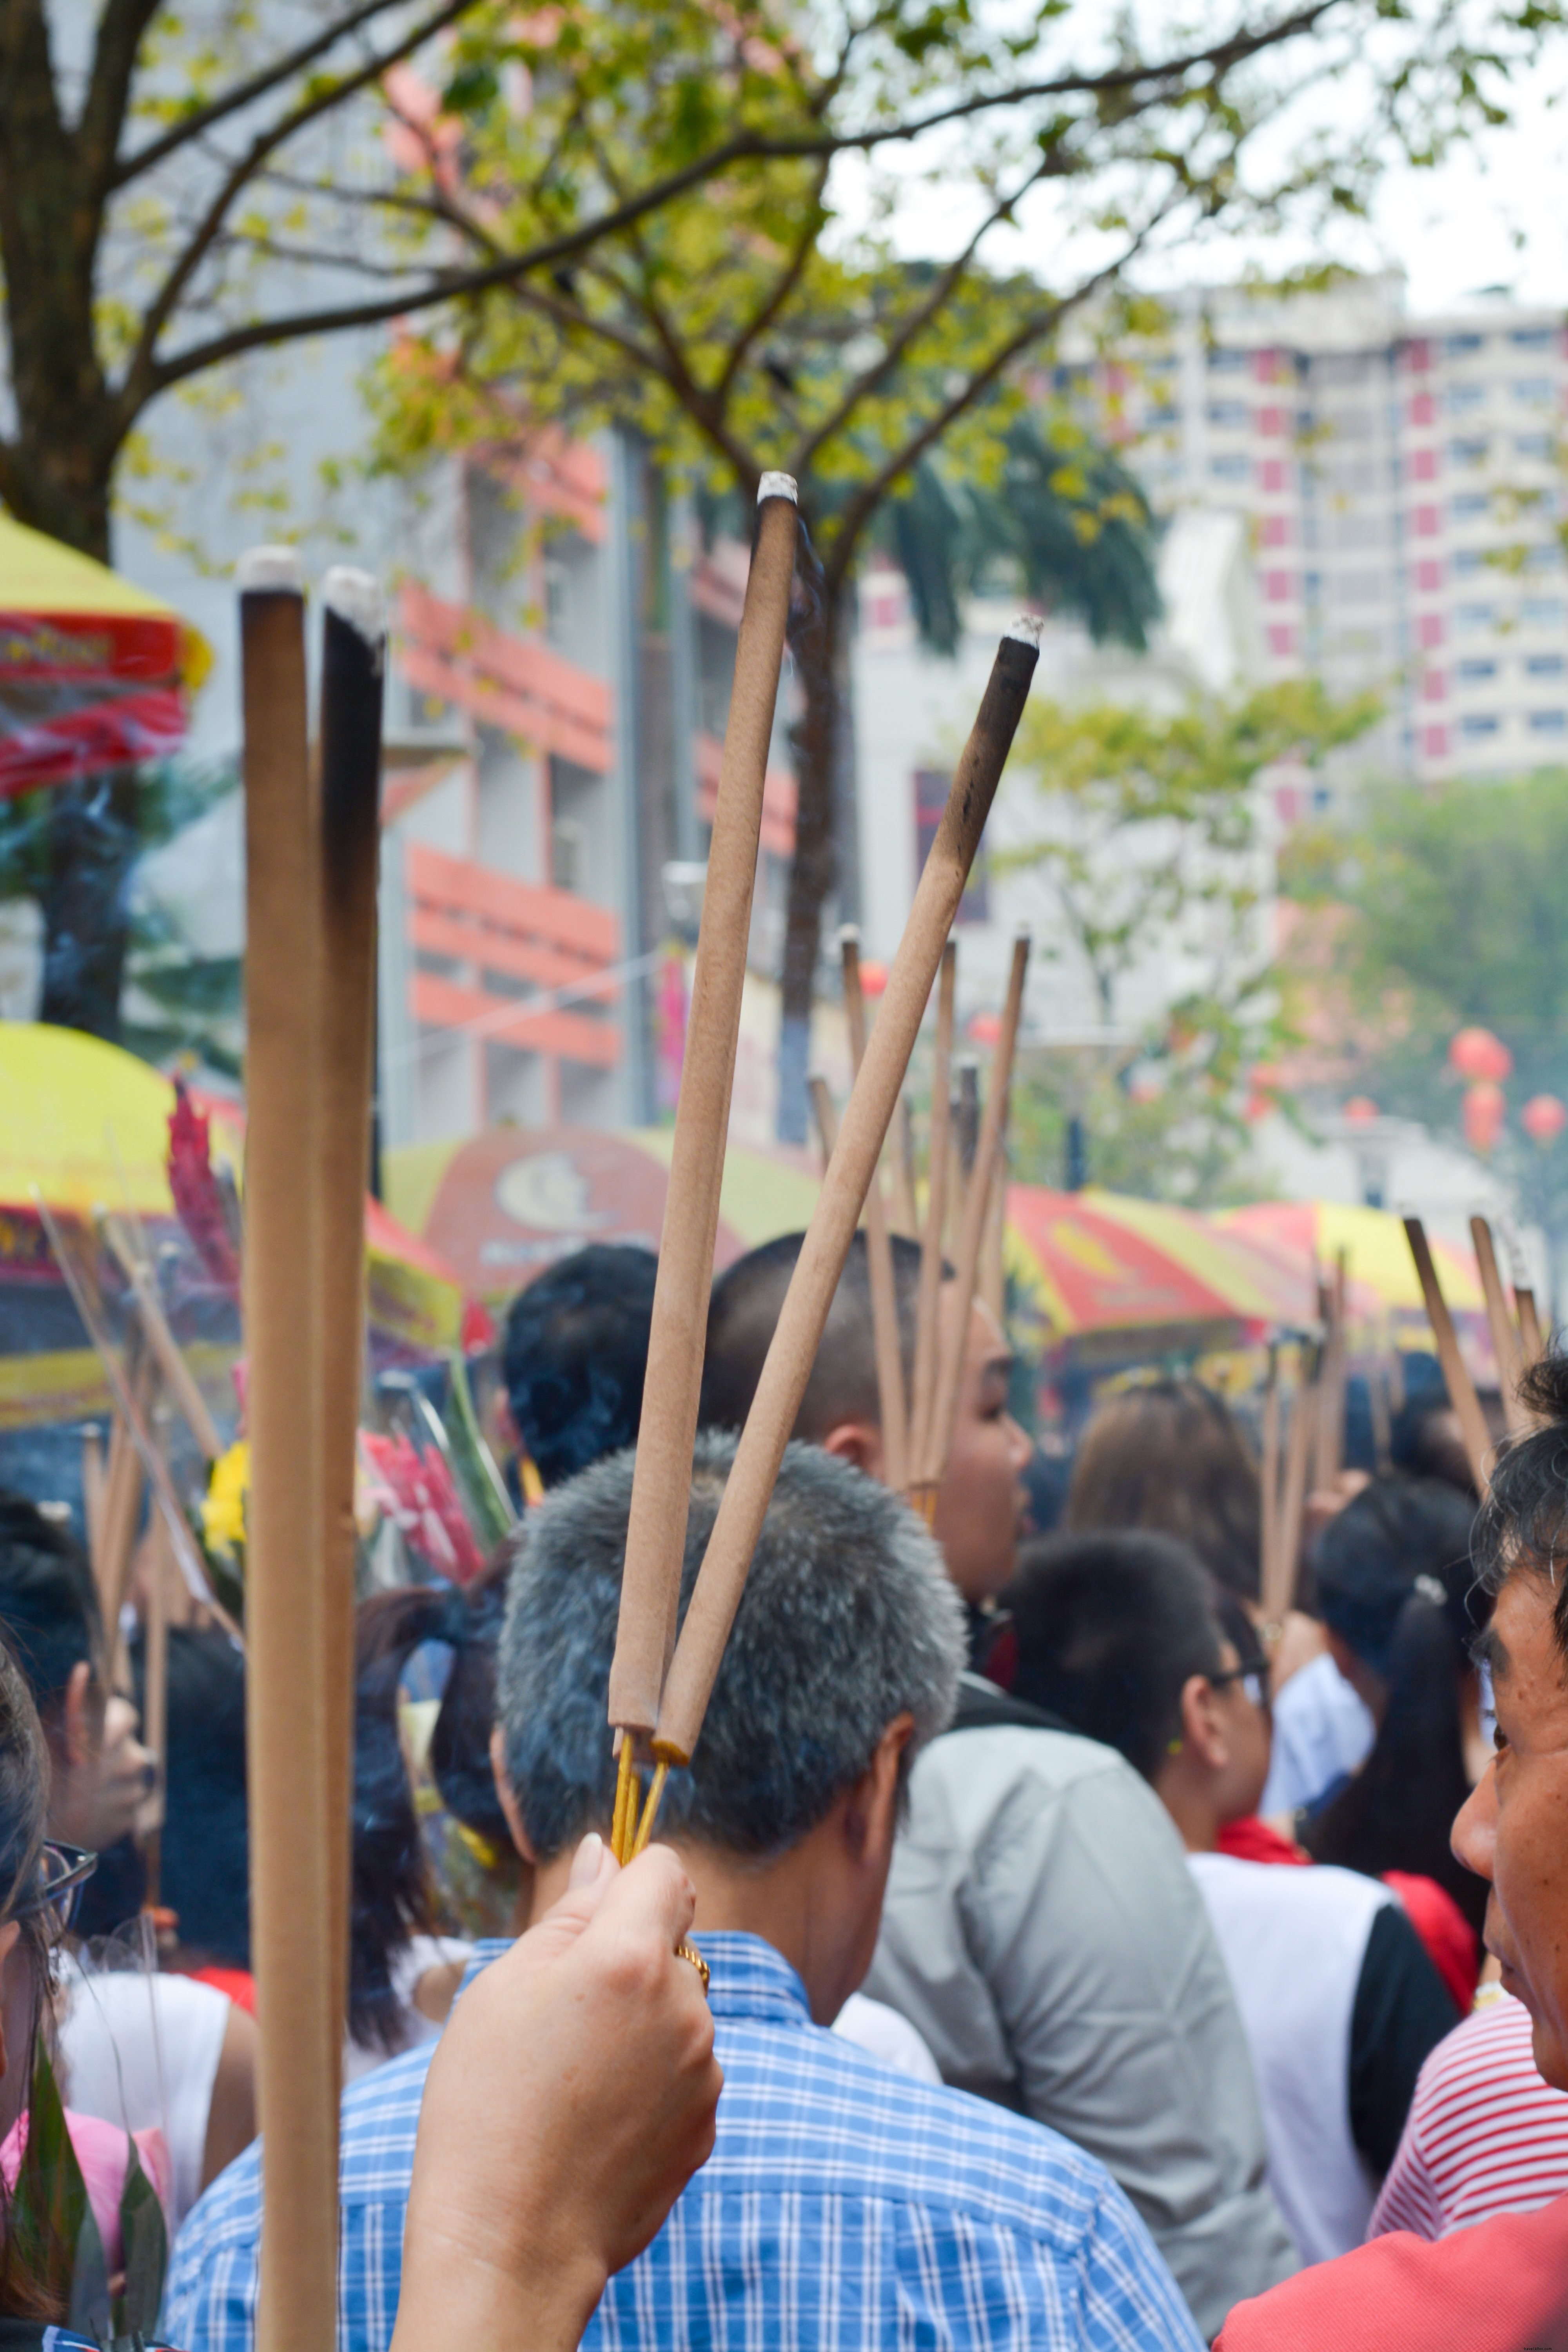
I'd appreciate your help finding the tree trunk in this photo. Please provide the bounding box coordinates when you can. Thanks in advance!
[36,766,140,1040]
[777,580,844,1143]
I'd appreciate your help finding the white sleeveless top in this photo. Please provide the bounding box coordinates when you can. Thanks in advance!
[1189,1850,1391,2264]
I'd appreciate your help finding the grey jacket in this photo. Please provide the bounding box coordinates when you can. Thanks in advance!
[865,1706,1299,2342]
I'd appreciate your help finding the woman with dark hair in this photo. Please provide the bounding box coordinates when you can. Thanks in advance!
[1065,1377,1265,1602]
[1301,1475,1490,1938]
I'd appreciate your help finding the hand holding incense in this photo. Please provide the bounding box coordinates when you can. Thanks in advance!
[608,478,799,1827]
[1403,1215,1492,1489]
[841,927,909,1494]
[924,929,1031,1492]
[652,620,1041,1776]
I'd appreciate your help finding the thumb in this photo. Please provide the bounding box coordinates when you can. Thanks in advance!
[585,1841,697,1958]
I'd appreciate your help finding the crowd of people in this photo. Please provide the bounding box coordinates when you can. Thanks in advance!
[0,1234,1564,2345]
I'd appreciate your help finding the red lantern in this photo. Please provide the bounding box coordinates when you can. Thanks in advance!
[1462,1080,1507,1154]
[1523,1092,1568,1146]
[1342,1095,1379,1124]
[1449,1026,1514,1084]
[859,960,889,998]
[968,1011,1002,1046]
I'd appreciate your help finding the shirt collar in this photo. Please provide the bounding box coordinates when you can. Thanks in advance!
[456,1928,811,2026]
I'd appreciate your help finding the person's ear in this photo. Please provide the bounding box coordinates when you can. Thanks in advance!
[1178,1675,1229,1771]
[0,1920,24,2086]
[489,1724,539,1866]
[60,1661,95,1773]
[841,1711,915,1867]
[820,1420,886,1483]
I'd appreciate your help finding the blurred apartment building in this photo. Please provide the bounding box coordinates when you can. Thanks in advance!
[1053,273,1568,795]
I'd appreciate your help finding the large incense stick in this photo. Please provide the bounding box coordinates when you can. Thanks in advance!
[316,568,387,2104]
[892,1098,919,1238]
[808,1073,838,1169]
[1403,1215,1492,1489]
[907,943,956,1510]
[841,928,909,1493]
[1471,1214,1528,1434]
[651,620,1040,1776]
[238,546,337,2352]
[1268,1365,1317,1627]
[1259,1356,1280,1612]
[100,1214,223,1461]
[607,479,798,1833]
[923,929,1031,1492]
[978,1151,1007,1324]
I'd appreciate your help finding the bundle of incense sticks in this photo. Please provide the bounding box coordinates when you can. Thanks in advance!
[630,620,1040,1826]
[1471,1213,1531,1436]
[608,477,800,1862]
[238,548,384,2352]
[1403,1214,1492,1490]
[840,927,909,1494]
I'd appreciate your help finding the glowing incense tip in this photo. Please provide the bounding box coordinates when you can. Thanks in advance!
[238,545,304,593]
[323,566,385,646]
[758,471,799,505]
[1005,612,1044,646]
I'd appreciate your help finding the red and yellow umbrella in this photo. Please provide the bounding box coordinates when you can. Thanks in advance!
[0,515,210,793]
[1217,1201,1485,1336]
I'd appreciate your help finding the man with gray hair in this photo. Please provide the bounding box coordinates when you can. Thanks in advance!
[167,1433,1203,2352]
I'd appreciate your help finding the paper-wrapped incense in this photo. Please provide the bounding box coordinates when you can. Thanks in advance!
[651,619,1041,1775]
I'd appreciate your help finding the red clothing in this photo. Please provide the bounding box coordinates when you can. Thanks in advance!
[1216,2190,1568,2350]
[1216,1818,1478,2013]
[182,1962,256,2016]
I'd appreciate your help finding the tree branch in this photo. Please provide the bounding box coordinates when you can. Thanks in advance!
[713,156,831,404]
[78,0,163,211]
[110,0,484,189]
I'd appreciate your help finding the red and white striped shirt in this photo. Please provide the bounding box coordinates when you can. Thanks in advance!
[1370,1990,1568,2239]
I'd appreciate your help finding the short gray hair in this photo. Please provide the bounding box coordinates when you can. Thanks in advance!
[496,1432,964,1860]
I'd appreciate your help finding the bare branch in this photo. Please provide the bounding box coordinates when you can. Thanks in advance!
[78,0,163,208]
[714,156,831,404]
[111,0,485,189]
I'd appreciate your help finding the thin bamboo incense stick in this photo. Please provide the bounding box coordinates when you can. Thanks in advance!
[808,1073,838,1170]
[607,478,798,1822]
[652,619,1041,1777]
[1259,1356,1280,1612]
[978,1149,1007,1325]
[841,928,909,1492]
[1312,1254,1347,1488]
[1517,1285,1545,1367]
[923,929,1031,1492]
[238,544,338,2352]
[99,1214,223,1460]
[1269,1366,1317,1627]
[1403,1215,1492,1490]
[892,1097,919,1238]
[907,942,956,1512]
[316,568,387,2104]
[1471,1214,1529,1435]
[82,1427,105,1572]
[137,1455,172,1908]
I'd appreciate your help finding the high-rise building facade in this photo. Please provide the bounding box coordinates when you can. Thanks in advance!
[1053,274,1568,795]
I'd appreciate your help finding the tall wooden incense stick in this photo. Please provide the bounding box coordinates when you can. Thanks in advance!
[137,1445,172,1909]
[1312,1253,1347,1488]
[647,619,1040,1789]
[1269,1361,1318,1627]
[841,927,909,1493]
[1403,1215,1492,1490]
[1471,1214,1529,1434]
[608,477,798,1857]
[978,1150,1008,1325]
[238,546,337,2352]
[99,1214,223,1461]
[891,1097,919,1238]
[923,929,1031,1492]
[316,568,386,2092]
[808,1074,839,1169]
[1259,1354,1280,1612]
[1516,1284,1545,1367]
[907,943,956,1515]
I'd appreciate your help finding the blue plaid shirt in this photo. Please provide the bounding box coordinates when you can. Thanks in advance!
[164,1931,1203,2352]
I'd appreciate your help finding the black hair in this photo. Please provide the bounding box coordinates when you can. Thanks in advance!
[133,1626,249,1967]
[1003,1529,1228,1783]
[427,1559,511,1853]
[1303,1474,1486,1927]
[0,1492,102,1720]
[502,1245,659,1488]
[0,1635,73,2321]
[701,1229,929,1439]
[1064,1380,1263,1602]
[1473,1351,1568,1644]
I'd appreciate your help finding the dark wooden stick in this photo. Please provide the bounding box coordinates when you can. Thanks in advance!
[1471,1214,1529,1435]
[1404,1215,1492,1490]
[841,928,909,1493]
[907,942,956,1503]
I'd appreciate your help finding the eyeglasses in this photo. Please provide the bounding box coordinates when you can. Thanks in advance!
[1209,1663,1270,1712]
[8,1844,97,1942]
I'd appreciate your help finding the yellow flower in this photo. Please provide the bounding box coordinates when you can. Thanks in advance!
[203,1439,249,1555]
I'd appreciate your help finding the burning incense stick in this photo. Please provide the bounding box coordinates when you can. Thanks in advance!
[923,929,1031,1493]
[1403,1215,1492,1490]
[1471,1214,1529,1435]
[907,943,956,1516]
[648,620,1041,1784]
[238,546,337,2352]
[808,1073,838,1169]
[608,478,799,1849]
[316,568,387,2090]
[841,928,909,1494]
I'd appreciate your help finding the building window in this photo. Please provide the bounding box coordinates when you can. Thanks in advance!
[1147,403,1180,426]
[1259,457,1289,493]
[1516,432,1555,459]
[1525,544,1562,573]
[1455,602,1495,630]
[1412,446,1439,481]
[914,769,988,922]
[1210,453,1250,480]
[1422,668,1446,701]
[1208,347,1249,372]
[1529,710,1567,733]
[1460,713,1501,736]
[1415,559,1443,593]
[1512,327,1557,349]
[1208,400,1249,428]
[1417,612,1445,648]
[1457,658,1498,681]
[1523,597,1566,627]
[1267,622,1296,656]
[1452,492,1491,520]
[1445,332,1486,355]
[1447,383,1487,413]
[1526,652,1565,675]
[1514,378,1554,404]
[1452,548,1485,575]
[1449,437,1489,463]
[1264,568,1296,603]
[1261,514,1291,547]
[1421,723,1449,757]
[551,817,586,894]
